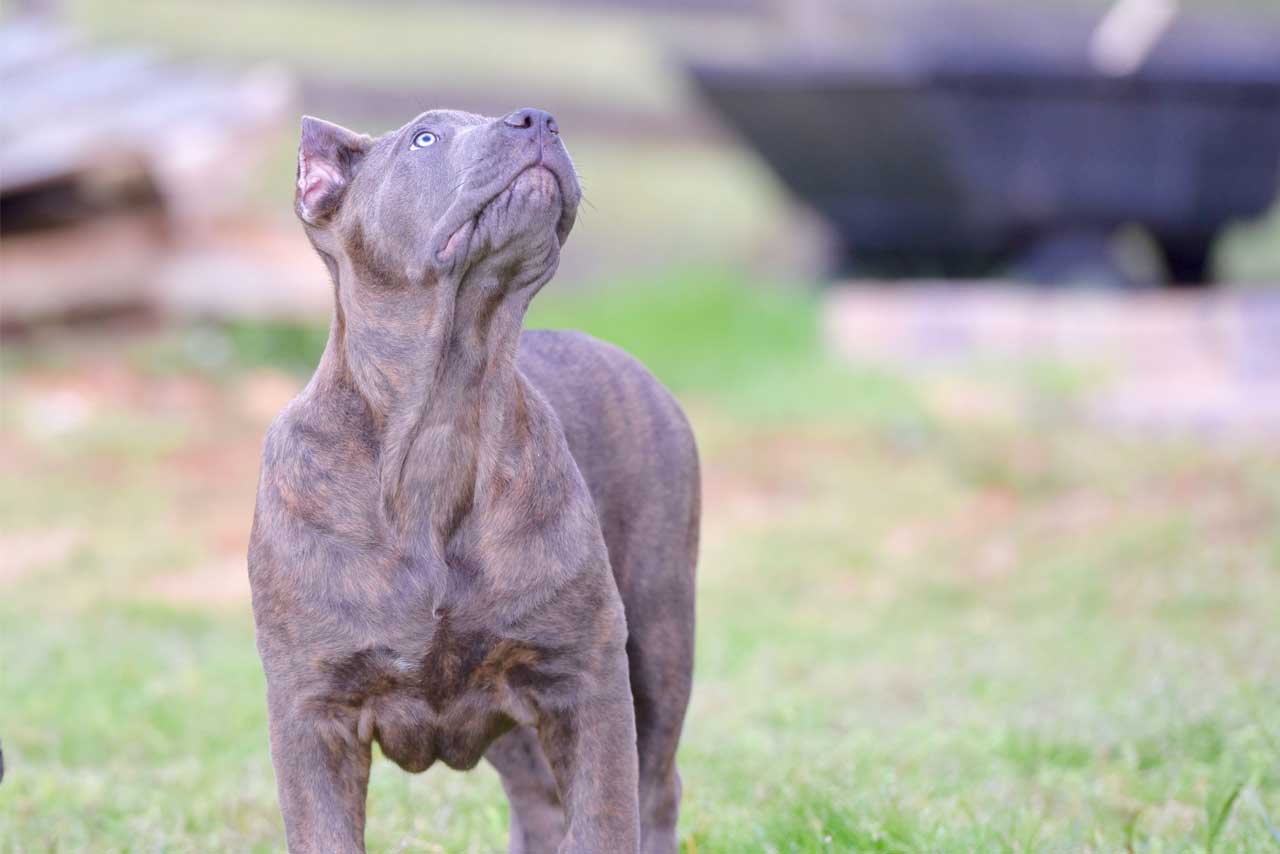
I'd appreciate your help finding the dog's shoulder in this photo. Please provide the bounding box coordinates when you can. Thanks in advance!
[250,387,383,570]
[259,380,379,478]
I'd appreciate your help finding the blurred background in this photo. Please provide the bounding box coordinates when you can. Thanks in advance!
[2,0,1278,850]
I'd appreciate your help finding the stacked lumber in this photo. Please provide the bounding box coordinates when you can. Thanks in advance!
[1,20,294,327]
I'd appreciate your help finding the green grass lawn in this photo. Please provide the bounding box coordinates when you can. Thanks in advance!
[2,270,1278,851]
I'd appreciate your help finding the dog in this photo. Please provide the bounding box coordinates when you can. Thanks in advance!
[247,108,699,854]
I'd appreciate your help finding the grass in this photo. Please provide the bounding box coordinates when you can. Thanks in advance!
[2,270,1278,851]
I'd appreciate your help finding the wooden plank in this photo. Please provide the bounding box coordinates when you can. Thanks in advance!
[0,20,75,77]
[2,56,292,196]
[0,210,169,325]
[2,50,158,126]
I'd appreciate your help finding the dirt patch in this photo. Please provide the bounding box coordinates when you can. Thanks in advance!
[236,370,302,423]
[0,527,81,586]
[9,361,220,438]
[147,558,252,609]
[825,285,1280,435]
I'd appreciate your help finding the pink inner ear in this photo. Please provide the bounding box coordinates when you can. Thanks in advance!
[299,154,344,214]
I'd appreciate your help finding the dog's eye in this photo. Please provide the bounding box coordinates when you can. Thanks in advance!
[410,131,437,150]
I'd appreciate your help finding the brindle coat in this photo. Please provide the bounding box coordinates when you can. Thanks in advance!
[247,108,699,854]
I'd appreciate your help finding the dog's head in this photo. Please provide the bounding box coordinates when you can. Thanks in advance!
[294,108,581,287]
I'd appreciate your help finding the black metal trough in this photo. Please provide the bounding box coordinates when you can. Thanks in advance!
[688,9,1280,285]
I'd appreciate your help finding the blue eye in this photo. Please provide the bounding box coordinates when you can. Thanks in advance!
[411,131,437,150]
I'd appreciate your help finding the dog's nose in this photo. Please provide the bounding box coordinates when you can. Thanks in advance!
[502,108,558,137]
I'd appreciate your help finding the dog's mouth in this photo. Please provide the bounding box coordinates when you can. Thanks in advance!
[437,162,578,268]
[479,164,567,230]
[511,165,561,199]
[523,162,578,245]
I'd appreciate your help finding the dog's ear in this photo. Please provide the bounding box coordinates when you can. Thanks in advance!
[296,116,371,225]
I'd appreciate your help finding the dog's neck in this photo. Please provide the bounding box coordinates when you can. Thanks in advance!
[311,246,547,537]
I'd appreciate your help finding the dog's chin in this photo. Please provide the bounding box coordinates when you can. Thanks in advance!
[513,165,561,200]
[438,167,574,271]
[508,165,578,247]
[483,173,562,242]
[507,167,566,235]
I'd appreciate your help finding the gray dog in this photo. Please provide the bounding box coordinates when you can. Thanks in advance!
[247,108,699,854]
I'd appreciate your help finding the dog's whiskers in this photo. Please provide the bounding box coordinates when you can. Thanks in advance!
[448,165,483,195]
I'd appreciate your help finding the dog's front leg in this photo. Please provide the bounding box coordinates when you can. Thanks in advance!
[267,691,372,854]
[536,646,641,854]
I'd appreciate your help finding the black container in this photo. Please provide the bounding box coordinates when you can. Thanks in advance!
[688,9,1280,285]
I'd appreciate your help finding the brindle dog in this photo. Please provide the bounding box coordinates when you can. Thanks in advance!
[247,108,699,854]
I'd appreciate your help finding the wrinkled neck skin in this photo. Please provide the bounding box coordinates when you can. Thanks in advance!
[305,221,560,544]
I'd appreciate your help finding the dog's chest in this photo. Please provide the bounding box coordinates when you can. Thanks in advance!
[322,610,546,772]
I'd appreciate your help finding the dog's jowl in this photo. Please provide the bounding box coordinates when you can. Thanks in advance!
[247,109,699,854]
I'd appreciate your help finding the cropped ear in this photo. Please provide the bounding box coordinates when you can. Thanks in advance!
[296,116,372,225]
